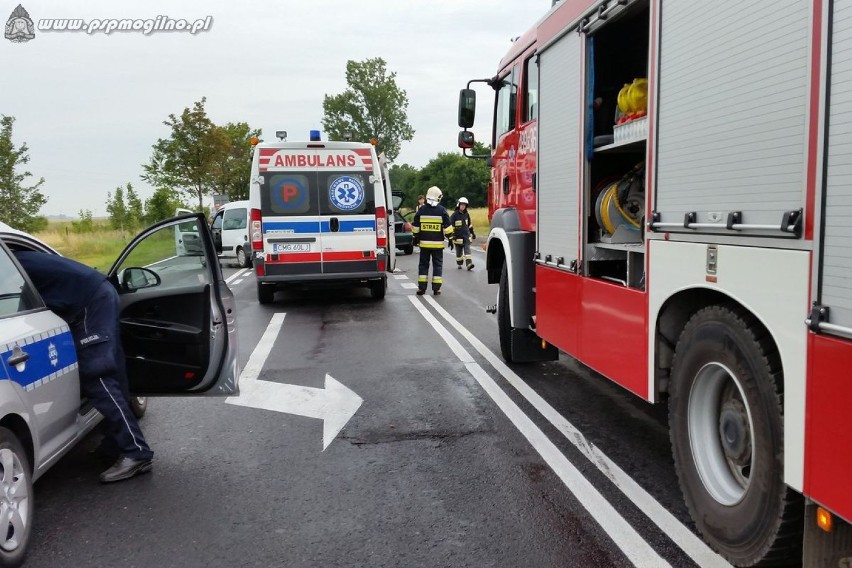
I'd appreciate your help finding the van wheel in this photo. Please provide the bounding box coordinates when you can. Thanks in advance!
[669,305,803,566]
[237,247,251,268]
[0,427,33,568]
[498,264,512,362]
[257,282,274,304]
[370,279,386,300]
[130,396,148,419]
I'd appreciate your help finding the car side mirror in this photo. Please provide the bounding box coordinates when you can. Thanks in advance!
[120,267,161,292]
[458,130,475,150]
[458,89,476,128]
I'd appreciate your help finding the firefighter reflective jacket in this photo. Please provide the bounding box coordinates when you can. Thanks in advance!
[450,208,475,243]
[412,203,453,249]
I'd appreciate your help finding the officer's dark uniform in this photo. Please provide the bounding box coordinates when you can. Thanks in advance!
[15,252,153,467]
[412,202,453,294]
[450,206,476,269]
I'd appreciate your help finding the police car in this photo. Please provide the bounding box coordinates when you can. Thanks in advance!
[0,214,239,567]
[248,131,397,303]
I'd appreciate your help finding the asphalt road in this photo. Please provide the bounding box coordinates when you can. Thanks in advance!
[23,246,733,568]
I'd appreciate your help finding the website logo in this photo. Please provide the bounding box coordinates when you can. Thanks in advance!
[5,4,35,43]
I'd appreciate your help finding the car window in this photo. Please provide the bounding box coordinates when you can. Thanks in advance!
[115,221,209,292]
[0,247,41,317]
[223,208,247,230]
[211,212,223,230]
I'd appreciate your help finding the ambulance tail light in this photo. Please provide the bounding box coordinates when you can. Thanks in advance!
[375,208,387,247]
[250,208,263,251]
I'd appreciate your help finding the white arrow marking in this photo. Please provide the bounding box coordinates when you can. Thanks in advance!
[226,313,363,450]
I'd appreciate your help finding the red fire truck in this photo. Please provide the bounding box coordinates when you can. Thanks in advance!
[458,0,852,565]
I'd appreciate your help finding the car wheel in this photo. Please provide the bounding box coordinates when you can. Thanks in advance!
[257,282,274,304]
[669,305,803,566]
[370,279,386,300]
[403,245,413,255]
[130,396,148,419]
[497,263,512,362]
[237,247,251,268]
[0,427,33,568]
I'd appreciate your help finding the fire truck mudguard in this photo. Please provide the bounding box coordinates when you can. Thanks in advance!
[669,305,803,565]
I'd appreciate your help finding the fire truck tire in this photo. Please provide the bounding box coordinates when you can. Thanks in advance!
[257,282,274,305]
[669,305,803,566]
[498,264,512,362]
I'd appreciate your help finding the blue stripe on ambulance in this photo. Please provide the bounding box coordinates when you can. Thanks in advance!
[263,220,376,233]
[1,327,77,391]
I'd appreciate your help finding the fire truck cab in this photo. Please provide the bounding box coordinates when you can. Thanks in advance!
[459,0,852,565]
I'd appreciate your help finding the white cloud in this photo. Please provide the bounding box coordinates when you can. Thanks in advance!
[1,0,543,216]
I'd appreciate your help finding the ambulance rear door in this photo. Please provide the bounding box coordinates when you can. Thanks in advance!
[317,147,381,276]
[257,148,323,277]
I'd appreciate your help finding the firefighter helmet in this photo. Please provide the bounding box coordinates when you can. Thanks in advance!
[426,186,443,204]
[457,197,469,206]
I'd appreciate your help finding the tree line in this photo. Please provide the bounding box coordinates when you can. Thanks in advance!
[0,57,491,233]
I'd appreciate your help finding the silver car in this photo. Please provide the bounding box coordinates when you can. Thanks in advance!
[0,214,239,568]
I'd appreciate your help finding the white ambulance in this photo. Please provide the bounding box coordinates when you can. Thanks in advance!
[247,132,396,303]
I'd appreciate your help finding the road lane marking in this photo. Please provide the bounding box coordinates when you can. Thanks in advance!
[422,296,730,568]
[225,312,362,450]
[407,296,669,568]
[401,283,417,289]
[226,268,248,284]
[233,278,245,286]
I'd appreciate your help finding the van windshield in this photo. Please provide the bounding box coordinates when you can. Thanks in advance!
[260,172,375,217]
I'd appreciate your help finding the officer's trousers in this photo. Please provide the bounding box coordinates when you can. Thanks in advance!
[417,247,444,292]
[71,281,153,460]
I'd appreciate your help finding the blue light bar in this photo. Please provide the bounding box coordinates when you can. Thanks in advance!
[309,130,321,141]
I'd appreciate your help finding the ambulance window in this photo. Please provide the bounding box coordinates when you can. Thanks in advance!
[0,248,40,317]
[223,208,247,230]
[322,173,374,215]
[262,174,315,216]
[523,56,538,123]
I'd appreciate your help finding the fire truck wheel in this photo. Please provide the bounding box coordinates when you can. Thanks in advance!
[257,282,274,305]
[669,305,803,566]
[498,264,512,362]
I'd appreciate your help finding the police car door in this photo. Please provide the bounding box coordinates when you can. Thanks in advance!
[318,148,380,276]
[0,243,81,461]
[108,214,239,396]
[258,148,324,277]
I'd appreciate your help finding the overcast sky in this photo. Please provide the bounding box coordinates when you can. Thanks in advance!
[2,0,546,217]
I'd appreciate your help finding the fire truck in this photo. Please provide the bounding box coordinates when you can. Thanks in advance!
[458,0,852,565]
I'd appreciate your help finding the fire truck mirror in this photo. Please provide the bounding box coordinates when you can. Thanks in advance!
[458,89,476,128]
[458,130,475,150]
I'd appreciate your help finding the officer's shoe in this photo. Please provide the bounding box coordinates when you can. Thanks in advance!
[433,289,442,296]
[457,265,462,269]
[416,289,425,296]
[467,263,475,271]
[100,456,153,484]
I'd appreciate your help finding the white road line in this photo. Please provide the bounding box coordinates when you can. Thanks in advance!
[228,313,286,387]
[392,274,409,280]
[401,283,418,289]
[233,278,245,286]
[407,296,669,568]
[226,268,248,284]
[422,296,730,568]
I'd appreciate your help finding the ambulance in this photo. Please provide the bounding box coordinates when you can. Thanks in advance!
[248,131,396,303]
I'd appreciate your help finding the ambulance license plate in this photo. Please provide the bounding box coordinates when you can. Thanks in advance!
[272,243,311,253]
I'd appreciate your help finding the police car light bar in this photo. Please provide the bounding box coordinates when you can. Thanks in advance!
[276,130,287,141]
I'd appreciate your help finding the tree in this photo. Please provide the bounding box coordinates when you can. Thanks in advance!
[142,98,229,211]
[322,58,414,161]
[106,185,128,232]
[126,183,144,230]
[0,115,47,232]
[213,122,261,201]
[416,152,490,208]
[71,209,94,234]
[388,163,419,199]
[144,187,182,224]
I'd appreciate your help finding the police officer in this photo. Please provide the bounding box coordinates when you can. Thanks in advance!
[15,251,154,483]
[411,186,453,295]
[450,197,476,270]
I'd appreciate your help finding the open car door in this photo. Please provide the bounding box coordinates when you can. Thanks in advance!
[109,214,239,396]
[378,153,397,272]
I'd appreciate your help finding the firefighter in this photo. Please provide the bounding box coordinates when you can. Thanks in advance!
[411,186,453,295]
[450,197,476,270]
